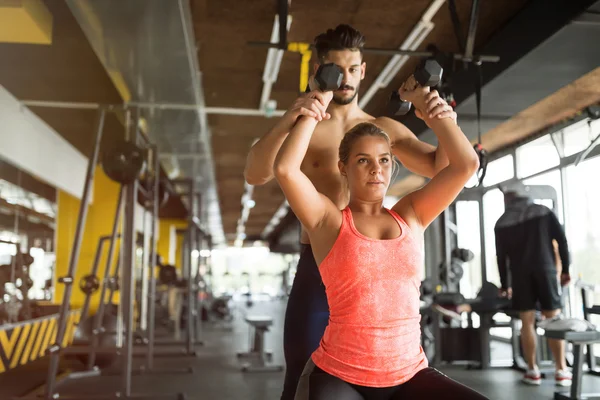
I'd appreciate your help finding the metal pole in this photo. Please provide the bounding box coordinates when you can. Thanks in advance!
[463,0,482,62]
[88,188,124,370]
[120,177,136,397]
[195,224,203,344]
[146,146,160,370]
[45,108,106,400]
[247,41,501,62]
[186,194,196,355]
[195,193,204,344]
[140,214,150,332]
[80,237,110,322]
[190,184,199,353]
[478,193,488,284]
[442,210,452,290]
[20,99,287,117]
[108,255,121,306]
[120,110,137,396]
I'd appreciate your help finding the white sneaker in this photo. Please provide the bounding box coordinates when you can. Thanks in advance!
[523,368,542,385]
[555,369,572,387]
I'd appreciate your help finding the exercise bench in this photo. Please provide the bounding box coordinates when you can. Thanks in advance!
[545,329,600,400]
[237,315,283,372]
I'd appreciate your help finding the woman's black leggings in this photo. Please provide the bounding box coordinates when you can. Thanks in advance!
[294,360,489,400]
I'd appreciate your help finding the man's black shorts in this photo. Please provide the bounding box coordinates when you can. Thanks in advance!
[511,268,562,311]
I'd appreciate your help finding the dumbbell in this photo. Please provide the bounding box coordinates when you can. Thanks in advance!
[388,59,443,117]
[305,63,343,93]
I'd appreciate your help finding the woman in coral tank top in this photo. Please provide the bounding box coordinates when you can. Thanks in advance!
[273,76,489,400]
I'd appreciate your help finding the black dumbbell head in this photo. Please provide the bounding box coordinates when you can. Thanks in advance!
[414,59,443,87]
[388,91,412,116]
[315,63,343,91]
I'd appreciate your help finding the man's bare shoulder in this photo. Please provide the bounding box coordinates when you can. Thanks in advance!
[310,118,347,146]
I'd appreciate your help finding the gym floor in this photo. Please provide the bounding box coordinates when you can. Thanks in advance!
[2,300,600,400]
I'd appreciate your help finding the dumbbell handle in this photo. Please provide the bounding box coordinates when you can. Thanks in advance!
[389,76,438,117]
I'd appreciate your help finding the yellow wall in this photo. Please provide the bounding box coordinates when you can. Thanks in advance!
[55,169,189,313]
[54,167,121,314]
[157,219,187,269]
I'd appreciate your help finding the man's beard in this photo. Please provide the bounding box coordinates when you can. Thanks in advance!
[333,82,360,105]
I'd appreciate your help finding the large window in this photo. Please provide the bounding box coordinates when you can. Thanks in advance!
[211,246,293,299]
[483,189,505,287]
[451,115,600,355]
[483,155,514,187]
[563,155,600,353]
[0,232,19,265]
[0,179,56,218]
[564,156,600,298]
[562,118,600,157]
[516,135,560,178]
[456,201,482,298]
[523,169,564,223]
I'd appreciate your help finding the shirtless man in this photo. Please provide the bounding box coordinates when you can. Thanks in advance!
[244,24,456,400]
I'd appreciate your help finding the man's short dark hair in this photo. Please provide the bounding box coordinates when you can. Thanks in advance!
[314,24,366,63]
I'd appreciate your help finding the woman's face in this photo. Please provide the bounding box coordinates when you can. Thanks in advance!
[339,135,393,201]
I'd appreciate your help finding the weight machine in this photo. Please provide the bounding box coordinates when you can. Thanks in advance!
[17,108,190,400]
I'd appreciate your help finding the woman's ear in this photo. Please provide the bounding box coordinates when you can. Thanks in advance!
[338,160,346,176]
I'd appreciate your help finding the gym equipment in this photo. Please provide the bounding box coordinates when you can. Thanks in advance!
[430,289,510,368]
[473,143,488,187]
[157,180,170,207]
[209,296,233,322]
[439,261,464,286]
[72,311,119,369]
[576,280,600,377]
[237,316,283,372]
[158,265,178,286]
[438,248,472,287]
[140,178,170,208]
[546,329,600,400]
[420,278,434,297]
[101,140,146,184]
[470,58,487,188]
[426,282,556,372]
[1,256,35,322]
[20,109,187,400]
[79,274,100,295]
[38,109,105,400]
[85,190,123,371]
[15,252,34,267]
[0,310,81,375]
[388,59,443,116]
[314,63,343,92]
[147,185,209,353]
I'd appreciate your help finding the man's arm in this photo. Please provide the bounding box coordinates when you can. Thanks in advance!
[386,120,448,179]
[548,211,571,275]
[274,92,340,232]
[244,119,293,186]
[244,92,330,186]
[375,92,454,179]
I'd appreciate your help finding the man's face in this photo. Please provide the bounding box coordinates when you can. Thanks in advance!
[317,49,365,105]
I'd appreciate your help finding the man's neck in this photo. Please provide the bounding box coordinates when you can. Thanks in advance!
[329,98,364,121]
